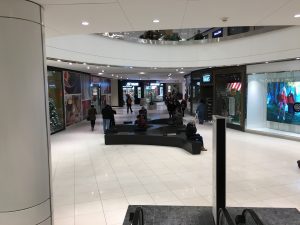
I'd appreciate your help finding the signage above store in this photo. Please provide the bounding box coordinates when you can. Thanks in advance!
[126,82,139,86]
[212,28,223,38]
[150,83,160,86]
[203,74,211,83]
[294,103,300,112]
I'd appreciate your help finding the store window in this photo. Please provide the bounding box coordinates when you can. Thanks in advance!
[247,71,300,134]
[215,73,243,126]
[47,70,65,133]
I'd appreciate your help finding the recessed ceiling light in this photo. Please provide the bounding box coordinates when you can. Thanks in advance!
[98,73,103,75]
[296,57,300,60]
[153,19,160,23]
[209,67,212,68]
[83,62,86,65]
[120,76,122,79]
[116,75,119,77]
[181,68,183,70]
[129,66,133,69]
[265,61,269,64]
[179,71,185,74]
[154,67,157,70]
[294,14,300,18]
[111,74,114,76]
[81,21,89,26]
[96,66,99,69]
[57,59,61,62]
[176,69,178,71]
[102,70,104,72]
[140,72,145,74]
[87,66,90,69]
[68,62,72,65]
[127,78,129,80]
[107,65,110,67]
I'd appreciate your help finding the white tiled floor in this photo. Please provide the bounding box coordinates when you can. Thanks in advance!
[51,103,300,225]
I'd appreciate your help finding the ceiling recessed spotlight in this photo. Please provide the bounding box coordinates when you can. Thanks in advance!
[140,72,145,74]
[98,72,103,75]
[265,61,269,64]
[181,68,183,70]
[294,14,300,18]
[87,66,90,69]
[296,57,300,60]
[83,62,86,65]
[120,76,122,79]
[96,66,99,69]
[57,59,61,62]
[126,78,129,80]
[116,75,119,78]
[176,69,178,71]
[179,71,185,74]
[68,62,72,65]
[209,67,212,68]
[129,66,133,69]
[81,21,89,26]
[102,70,105,72]
[154,67,157,70]
[107,65,110,67]
[111,74,114,76]
[139,78,142,80]
[153,19,160,23]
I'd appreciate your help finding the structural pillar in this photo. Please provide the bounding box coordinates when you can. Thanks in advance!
[0,0,52,224]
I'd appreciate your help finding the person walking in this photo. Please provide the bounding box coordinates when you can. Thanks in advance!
[102,104,112,133]
[181,99,187,117]
[126,94,133,114]
[88,105,97,131]
[196,99,206,124]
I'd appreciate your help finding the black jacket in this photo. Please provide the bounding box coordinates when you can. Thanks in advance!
[102,105,113,119]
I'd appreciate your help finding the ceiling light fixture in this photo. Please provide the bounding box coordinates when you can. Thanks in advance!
[98,73,103,75]
[111,74,114,76]
[153,19,160,23]
[107,65,110,67]
[83,62,86,65]
[179,71,185,74]
[96,66,99,69]
[81,21,89,26]
[102,70,104,72]
[129,66,133,69]
[87,66,90,69]
[140,72,145,74]
[154,67,157,70]
[265,61,269,64]
[68,62,72,65]
[176,69,178,71]
[294,14,300,18]
[296,57,300,60]
[57,59,61,62]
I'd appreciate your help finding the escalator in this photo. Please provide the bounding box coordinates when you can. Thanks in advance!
[235,209,265,225]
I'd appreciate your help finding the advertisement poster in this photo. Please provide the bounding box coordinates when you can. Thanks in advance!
[81,74,91,100]
[82,100,91,119]
[65,95,82,126]
[267,81,300,125]
[64,71,81,94]
[101,78,111,94]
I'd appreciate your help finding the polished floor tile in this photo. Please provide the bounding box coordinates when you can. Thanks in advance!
[51,103,300,225]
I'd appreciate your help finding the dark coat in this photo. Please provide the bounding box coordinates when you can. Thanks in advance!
[88,108,97,120]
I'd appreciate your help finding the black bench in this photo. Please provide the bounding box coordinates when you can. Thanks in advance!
[104,126,202,155]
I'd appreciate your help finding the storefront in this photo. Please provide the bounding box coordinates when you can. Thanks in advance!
[47,69,65,134]
[119,80,144,106]
[246,61,300,136]
[213,66,246,131]
[144,82,165,103]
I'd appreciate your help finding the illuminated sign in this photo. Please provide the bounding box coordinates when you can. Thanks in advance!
[150,83,160,86]
[126,82,139,86]
[203,74,211,83]
[212,28,223,38]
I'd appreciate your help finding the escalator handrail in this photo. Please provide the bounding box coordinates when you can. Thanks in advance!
[241,209,264,225]
[131,207,144,225]
[218,208,235,225]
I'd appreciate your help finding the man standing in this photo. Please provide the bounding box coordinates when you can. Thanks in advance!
[88,105,97,131]
[126,94,133,114]
[102,104,112,133]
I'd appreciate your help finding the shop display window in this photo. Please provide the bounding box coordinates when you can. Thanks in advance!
[48,70,65,133]
[247,71,300,134]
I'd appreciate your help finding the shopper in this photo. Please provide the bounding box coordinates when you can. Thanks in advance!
[139,106,147,120]
[87,105,97,131]
[181,99,187,117]
[135,114,147,131]
[287,90,295,117]
[101,104,112,133]
[196,99,206,124]
[185,121,207,151]
[109,105,117,127]
[173,106,183,127]
[167,100,176,119]
[126,94,133,114]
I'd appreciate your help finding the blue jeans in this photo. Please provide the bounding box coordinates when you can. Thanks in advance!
[103,119,110,132]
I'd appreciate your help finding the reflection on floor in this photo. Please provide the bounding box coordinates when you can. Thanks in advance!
[51,103,300,225]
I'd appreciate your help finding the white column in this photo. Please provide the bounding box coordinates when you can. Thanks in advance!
[0,0,52,225]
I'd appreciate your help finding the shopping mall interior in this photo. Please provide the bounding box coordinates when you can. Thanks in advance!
[1,1,300,225]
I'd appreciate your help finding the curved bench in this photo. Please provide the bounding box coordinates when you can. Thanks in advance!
[104,131,202,155]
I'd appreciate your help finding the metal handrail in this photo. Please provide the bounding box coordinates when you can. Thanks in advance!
[235,209,265,225]
[219,208,235,225]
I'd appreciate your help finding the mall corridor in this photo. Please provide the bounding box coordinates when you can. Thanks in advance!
[51,105,300,225]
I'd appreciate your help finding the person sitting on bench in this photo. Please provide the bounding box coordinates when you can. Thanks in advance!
[185,121,207,151]
[135,114,147,131]
[139,106,148,120]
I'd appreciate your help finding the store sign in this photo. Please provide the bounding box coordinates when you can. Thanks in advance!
[126,82,139,86]
[203,74,211,83]
[212,28,223,38]
[150,83,160,86]
[294,103,300,112]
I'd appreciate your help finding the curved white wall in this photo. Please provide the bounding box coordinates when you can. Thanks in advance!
[46,26,300,68]
[0,0,52,224]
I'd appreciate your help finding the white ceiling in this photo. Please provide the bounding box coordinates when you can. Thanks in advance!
[47,59,200,81]
[34,0,300,37]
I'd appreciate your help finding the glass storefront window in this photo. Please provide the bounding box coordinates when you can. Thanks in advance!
[48,70,65,133]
